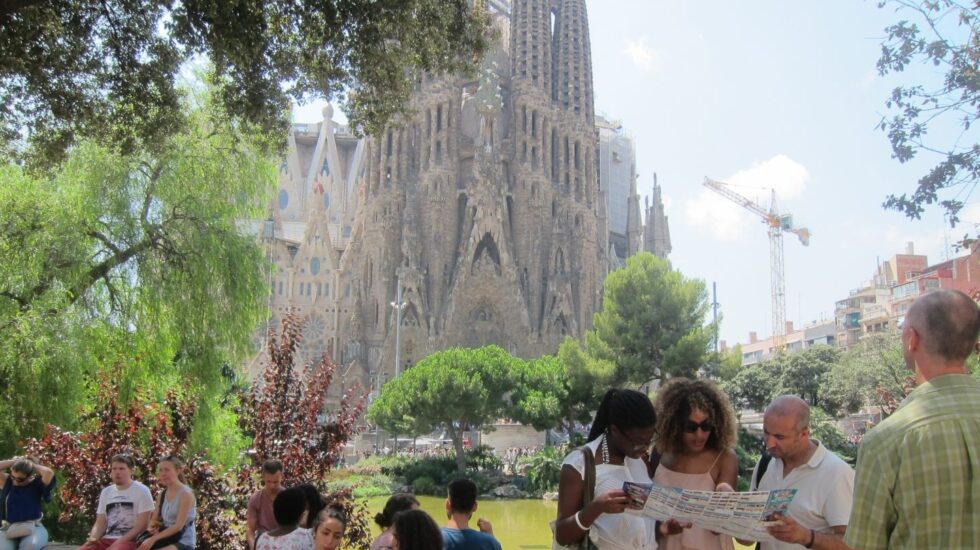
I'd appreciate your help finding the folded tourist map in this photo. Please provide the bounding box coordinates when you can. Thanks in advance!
[623,481,798,543]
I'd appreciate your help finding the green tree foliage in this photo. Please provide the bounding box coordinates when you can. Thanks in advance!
[876,1,980,240]
[725,346,841,413]
[0,95,272,455]
[507,355,564,432]
[723,362,780,412]
[0,0,490,167]
[588,253,712,386]
[554,337,616,433]
[808,407,857,463]
[778,345,840,407]
[517,446,564,495]
[367,346,515,472]
[703,344,743,383]
[822,332,915,417]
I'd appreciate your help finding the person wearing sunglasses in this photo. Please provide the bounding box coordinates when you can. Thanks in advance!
[0,456,57,550]
[652,378,739,550]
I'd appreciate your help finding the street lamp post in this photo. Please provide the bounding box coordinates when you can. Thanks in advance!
[390,276,406,377]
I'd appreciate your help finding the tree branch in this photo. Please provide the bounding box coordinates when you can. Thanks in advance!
[0,0,47,17]
[61,232,159,308]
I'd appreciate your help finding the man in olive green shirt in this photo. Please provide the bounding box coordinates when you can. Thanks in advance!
[768,289,980,550]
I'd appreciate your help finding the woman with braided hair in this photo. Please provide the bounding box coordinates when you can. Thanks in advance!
[555,388,684,550]
[652,378,738,550]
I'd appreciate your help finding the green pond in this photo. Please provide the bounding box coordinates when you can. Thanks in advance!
[366,495,556,549]
[365,496,753,550]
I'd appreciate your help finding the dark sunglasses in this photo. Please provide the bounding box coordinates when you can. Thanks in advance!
[10,474,33,483]
[684,419,714,433]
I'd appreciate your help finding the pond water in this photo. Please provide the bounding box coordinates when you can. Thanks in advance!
[365,496,752,550]
[367,496,556,549]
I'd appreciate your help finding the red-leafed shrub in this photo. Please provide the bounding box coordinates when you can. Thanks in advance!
[24,314,370,549]
[23,367,238,549]
[237,313,370,548]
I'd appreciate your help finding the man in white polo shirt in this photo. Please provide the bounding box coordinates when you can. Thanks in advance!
[749,395,854,550]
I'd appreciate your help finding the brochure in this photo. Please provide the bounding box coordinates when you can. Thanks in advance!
[623,481,797,543]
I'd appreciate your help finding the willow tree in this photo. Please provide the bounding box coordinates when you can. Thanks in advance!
[0,93,273,454]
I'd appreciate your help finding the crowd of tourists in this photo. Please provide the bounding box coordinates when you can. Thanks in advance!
[1,289,978,550]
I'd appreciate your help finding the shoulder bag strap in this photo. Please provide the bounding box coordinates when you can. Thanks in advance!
[647,450,662,479]
[580,445,596,508]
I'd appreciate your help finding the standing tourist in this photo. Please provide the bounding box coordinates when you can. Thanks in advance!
[555,388,676,550]
[255,487,313,550]
[81,454,155,550]
[0,456,56,550]
[777,289,980,550]
[753,396,854,549]
[248,460,285,550]
[441,479,499,550]
[313,505,347,550]
[137,455,196,550]
[371,493,420,550]
[652,378,738,550]
[392,510,442,550]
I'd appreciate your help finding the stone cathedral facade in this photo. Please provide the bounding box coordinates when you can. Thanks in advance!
[252,0,610,406]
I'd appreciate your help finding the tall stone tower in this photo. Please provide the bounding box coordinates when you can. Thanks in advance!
[255,1,607,400]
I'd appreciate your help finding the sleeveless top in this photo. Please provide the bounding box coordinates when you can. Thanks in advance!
[562,437,659,550]
[653,453,735,550]
[161,485,196,548]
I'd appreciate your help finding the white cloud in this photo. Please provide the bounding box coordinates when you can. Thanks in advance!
[959,201,980,225]
[621,37,657,72]
[684,154,810,242]
[859,68,877,90]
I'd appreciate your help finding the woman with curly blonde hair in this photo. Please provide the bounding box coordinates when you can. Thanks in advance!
[652,378,738,550]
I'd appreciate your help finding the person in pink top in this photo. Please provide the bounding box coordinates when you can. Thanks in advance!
[248,460,285,550]
[652,378,739,550]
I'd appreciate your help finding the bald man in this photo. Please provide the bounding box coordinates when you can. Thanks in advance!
[772,289,980,550]
[752,395,854,550]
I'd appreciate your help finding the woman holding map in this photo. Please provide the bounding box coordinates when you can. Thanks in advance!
[652,379,739,550]
[555,388,682,550]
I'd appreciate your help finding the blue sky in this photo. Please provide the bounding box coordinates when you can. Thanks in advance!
[296,1,978,347]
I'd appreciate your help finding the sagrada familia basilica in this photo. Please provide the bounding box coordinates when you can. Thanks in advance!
[251,0,669,406]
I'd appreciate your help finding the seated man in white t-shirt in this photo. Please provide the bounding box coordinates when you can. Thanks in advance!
[747,396,854,550]
[80,453,155,550]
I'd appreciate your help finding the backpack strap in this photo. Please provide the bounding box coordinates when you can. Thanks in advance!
[754,451,773,489]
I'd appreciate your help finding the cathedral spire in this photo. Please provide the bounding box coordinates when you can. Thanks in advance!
[552,0,594,124]
[510,0,553,93]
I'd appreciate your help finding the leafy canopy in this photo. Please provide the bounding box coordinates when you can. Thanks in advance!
[0,90,273,453]
[0,0,490,167]
[876,0,980,242]
[588,252,712,386]
[367,346,516,472]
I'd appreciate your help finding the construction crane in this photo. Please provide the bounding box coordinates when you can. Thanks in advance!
[703,177,811,351]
